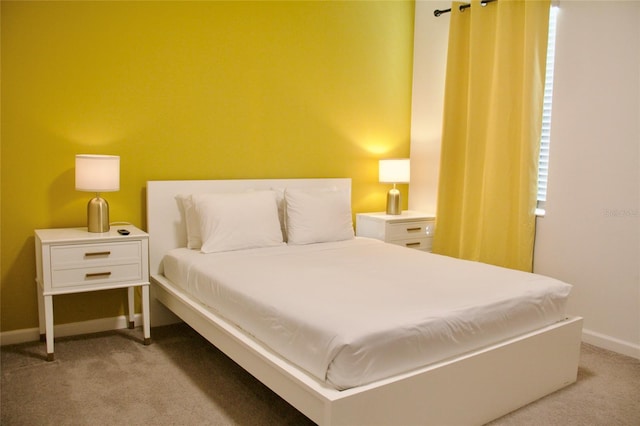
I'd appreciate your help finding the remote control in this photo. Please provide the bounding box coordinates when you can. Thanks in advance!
[117,229,130,235]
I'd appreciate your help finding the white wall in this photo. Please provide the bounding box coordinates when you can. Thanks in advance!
[410,0,640,359]
[408,0,450,214]
[533,0,640,358]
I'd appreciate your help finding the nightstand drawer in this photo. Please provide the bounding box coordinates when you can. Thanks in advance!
[386,221,431,239]
[52,263,142,288]
[51,241,141,266]
[389,238,432,251]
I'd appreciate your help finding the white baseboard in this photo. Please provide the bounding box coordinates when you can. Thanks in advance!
[582,328,640,360]
[1,314,144,347]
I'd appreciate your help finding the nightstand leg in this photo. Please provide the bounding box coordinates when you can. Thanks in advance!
[36,281,46,341]
[44,295,54,361]
[142,284,151,345]
[127,287,135,329]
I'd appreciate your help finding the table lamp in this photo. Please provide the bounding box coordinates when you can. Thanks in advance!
[75,154,120,233]
[379,159,410,215]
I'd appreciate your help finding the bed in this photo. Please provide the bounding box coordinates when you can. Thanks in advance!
[147,178,583,425]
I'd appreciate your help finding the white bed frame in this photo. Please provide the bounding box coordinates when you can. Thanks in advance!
[147,178,583,426]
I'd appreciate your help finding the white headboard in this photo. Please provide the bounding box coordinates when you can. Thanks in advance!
[146,178,352,275]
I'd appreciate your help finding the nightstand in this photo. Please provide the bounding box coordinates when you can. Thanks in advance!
[34,225,150,361]
[356,211,436,251]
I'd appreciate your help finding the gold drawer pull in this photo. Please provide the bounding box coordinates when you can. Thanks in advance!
[405,242,421,247]
[85,251,111,257]
[85,272,112,279]
[406,227,422,232]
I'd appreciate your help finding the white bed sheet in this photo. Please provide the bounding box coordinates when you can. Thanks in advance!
[162,238,571,390]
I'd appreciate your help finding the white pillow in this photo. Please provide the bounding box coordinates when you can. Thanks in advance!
[271,187,287,242]
[176,194,202,249]
[285,188,354,245]
[194,191,284,253]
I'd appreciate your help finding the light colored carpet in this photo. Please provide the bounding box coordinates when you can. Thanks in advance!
[2,323,639,425]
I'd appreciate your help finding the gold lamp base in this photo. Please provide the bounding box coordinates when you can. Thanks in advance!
[386,186,402,215]
[87,196,110,233]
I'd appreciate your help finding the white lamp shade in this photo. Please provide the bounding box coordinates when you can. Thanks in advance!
[75,155,120,192]
[379,159,410,183]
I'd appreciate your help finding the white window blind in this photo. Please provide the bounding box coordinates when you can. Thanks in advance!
[537,6,559,211]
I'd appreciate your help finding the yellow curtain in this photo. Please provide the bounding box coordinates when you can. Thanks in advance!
[432,0,550,271]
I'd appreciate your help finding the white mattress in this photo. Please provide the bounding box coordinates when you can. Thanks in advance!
[162,238,571,390]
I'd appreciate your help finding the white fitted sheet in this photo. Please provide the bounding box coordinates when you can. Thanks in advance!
[162,238,571,390]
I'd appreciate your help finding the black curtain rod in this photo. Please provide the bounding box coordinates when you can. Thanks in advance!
[434,0,497,17]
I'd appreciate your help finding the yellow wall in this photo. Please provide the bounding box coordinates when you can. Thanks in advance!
[1,1,414,332]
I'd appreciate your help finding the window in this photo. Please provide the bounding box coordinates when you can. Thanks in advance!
[537,6,559,213]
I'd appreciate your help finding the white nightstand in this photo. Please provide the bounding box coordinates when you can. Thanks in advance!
[356,211,436,251]
[34,225,150,361]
